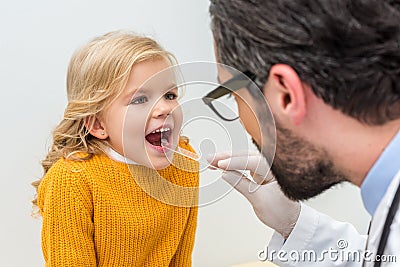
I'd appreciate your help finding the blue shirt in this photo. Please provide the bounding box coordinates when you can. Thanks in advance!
[361,131,400,216]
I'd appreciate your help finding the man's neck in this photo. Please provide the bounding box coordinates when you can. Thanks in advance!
[334,120,400,186]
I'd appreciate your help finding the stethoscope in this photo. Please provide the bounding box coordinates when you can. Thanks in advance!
[372,181,400,267]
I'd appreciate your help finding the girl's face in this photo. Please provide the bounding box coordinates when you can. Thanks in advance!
[101,58,182,170]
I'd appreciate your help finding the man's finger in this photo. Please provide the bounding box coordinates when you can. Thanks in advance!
[206,152,231,168]
[217,156,270,175]
[206,150,261,167]
[221,170,261,201]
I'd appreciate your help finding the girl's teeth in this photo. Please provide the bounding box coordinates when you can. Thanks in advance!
[151,127,170,134]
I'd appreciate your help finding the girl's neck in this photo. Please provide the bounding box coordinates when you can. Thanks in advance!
[105,147,139,165]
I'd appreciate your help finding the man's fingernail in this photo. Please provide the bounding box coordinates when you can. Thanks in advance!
[217,158,230,168]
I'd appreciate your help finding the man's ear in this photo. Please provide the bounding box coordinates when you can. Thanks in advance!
[263,64,307,126]
[84,116,108,139]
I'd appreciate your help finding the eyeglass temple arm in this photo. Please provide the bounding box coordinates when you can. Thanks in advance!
[202,86,231,104]
[202,71,256,105]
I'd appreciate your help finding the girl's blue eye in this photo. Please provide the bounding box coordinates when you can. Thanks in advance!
[130,96,148,104]
[165,92,178,100]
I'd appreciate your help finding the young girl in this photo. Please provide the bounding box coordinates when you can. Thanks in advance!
[32,31,199,266]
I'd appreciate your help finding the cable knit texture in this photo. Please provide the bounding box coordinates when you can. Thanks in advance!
[38,140,199,266]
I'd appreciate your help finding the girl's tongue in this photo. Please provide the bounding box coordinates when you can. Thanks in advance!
[145,130,171,147]
[146,132,162,146]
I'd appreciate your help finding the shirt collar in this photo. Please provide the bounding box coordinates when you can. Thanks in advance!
[105,147,139,165]
[361,130,400,216]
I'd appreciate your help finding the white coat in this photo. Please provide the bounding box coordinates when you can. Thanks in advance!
[265,171,400,266]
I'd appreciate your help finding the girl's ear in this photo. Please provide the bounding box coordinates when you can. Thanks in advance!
[84,116,108,139]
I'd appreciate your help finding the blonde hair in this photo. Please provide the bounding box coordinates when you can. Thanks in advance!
[32,31,176,209]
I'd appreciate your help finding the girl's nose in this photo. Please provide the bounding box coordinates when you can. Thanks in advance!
[152,98,172,118]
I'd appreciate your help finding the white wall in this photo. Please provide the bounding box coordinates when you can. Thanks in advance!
[0,1,370,266]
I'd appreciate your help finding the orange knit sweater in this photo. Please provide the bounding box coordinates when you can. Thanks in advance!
[38,141,199,266]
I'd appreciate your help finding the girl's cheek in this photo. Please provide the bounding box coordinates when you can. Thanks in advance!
[173,103,183,120]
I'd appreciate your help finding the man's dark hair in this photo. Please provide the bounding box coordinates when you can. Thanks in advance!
[210,0,400,125]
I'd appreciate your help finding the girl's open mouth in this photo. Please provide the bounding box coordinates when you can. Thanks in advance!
[145,127,172,152]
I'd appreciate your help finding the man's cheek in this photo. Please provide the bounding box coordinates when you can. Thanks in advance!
[237,99,262,143]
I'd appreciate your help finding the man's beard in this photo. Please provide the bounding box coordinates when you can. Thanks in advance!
[253,122,347,201]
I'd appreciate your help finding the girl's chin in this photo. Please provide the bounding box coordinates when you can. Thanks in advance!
[123,150,172,170]
[148,158,172,170]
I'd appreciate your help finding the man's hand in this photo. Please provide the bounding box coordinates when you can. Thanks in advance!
[208,151,301,239]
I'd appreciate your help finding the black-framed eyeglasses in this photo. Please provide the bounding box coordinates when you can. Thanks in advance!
[202,70,256,121]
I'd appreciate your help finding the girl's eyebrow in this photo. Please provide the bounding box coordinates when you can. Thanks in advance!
[126,83,177,100]
[168,83,178,90]
[125,87,139,101]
